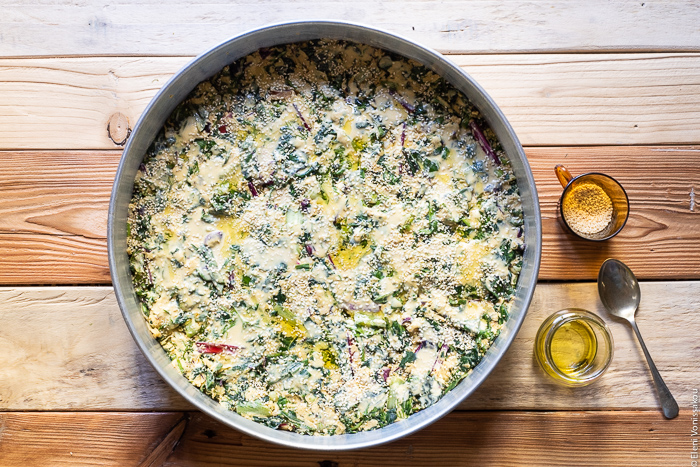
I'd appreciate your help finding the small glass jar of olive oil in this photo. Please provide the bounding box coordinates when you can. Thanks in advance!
[535,308,613,386]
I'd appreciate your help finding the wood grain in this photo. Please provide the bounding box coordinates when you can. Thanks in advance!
[2,146,698,283]
[1,283,697,412]
[0,234,110,284]
[533,146,700,279]
[0,411,689,466]
[1,1,699,56]
[137,416,188,467]
[0,412,184,466]
[0,151,118,237]
[169,411,690,466]
[0,57,181,151]
[3,2,696,463]
[2,53,700,150]
[453,53,700,146]
[0,287,186,411]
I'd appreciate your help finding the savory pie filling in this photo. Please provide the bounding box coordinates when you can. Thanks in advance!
[128,40,524,435]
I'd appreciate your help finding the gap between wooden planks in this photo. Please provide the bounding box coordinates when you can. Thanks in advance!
[0,283,697,412]
[1,146,698,283]
[1,1,699,56]
[2,53,700,150]
[0,411,690,466]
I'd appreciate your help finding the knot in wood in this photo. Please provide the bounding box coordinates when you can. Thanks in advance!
[107,112,131,146]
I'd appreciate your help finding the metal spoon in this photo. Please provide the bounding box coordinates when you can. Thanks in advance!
[597,259,679,419]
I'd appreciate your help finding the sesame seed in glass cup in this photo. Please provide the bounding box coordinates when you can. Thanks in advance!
[554,165,630,241]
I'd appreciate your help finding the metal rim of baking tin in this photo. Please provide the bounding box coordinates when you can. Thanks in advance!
[108,20,542,451]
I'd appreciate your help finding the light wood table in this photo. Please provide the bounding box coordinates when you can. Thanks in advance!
[1,2,699,465]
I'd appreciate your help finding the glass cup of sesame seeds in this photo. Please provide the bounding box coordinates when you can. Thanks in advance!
[555,165,630,241]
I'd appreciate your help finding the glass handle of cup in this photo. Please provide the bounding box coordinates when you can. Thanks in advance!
[555,165,573,188]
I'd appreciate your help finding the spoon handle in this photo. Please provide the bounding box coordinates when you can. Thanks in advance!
[630,320,679,419]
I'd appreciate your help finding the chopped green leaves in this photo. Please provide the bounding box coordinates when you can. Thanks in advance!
[403,148,440,176]
[236,401,272,418]
[127,39,524,438]
[399,351,417,368]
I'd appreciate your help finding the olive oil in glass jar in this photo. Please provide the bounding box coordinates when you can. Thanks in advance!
[535,309,613,386]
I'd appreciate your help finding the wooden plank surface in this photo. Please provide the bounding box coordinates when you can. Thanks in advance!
[0,411,689,466]
[2,146,698,283]
[534,146,700,280]
[1,283,696,411]
[3,2,697,465]
[2,54,700,150]
[0,234,110,284]
[0,57,179,151]
[0,150,116,237]
[0,412,184,466]
[2,1,699,57]
[452,53,700,146]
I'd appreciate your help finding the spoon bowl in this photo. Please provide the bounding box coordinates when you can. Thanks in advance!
[597,259,679,419]
[598,259,641,322]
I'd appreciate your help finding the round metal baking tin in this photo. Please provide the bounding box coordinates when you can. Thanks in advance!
[108,20,542,450]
